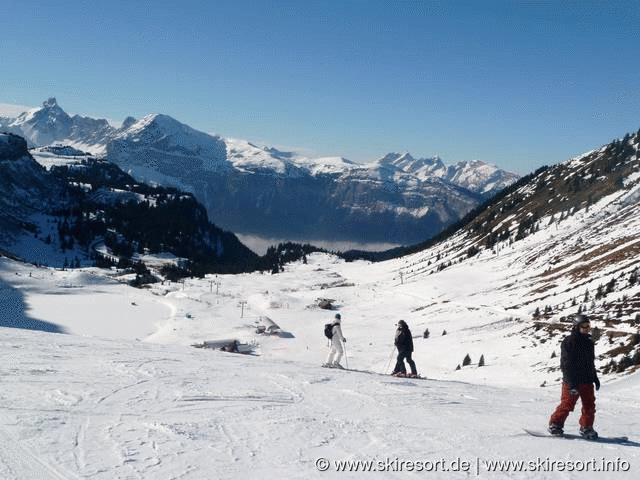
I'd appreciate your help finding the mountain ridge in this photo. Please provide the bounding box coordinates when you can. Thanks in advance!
[1,99,518,246]
[1,98,516,191]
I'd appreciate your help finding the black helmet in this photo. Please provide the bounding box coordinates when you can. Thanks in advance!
[335,313,341,320]
[572,314,589,329]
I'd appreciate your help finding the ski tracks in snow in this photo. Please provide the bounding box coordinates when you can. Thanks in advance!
[3,328,638,479]
[0,412,80,480]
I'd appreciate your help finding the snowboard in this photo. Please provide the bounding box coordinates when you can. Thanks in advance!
[523,428,631,444]
[391,372,426,379]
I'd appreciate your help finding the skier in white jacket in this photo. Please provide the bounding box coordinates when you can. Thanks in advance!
[325,313,346,368]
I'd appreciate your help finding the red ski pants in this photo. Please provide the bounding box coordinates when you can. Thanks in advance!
[549,382,596,428]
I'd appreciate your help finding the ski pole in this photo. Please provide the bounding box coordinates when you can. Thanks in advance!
[385,346,396,374]
[343,340,348,370]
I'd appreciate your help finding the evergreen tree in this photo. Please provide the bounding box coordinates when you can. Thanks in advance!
[462,354,472,367]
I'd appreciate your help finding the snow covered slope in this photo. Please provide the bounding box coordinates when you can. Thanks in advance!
[1,242,639,479]
[1,327,638,480]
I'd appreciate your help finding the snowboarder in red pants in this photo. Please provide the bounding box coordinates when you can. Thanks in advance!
[549,314,600,439]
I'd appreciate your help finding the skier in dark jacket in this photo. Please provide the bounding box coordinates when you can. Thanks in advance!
[549,314,600,439]
[392,320,418,376]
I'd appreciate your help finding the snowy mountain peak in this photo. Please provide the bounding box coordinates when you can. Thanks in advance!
[373,152,514,197]
[121,116,137,130]
[0,99,115,154]
[43,97,58,108]
[225,138,355,176]
[121,113,217,143]
[384,152,444,171]
[107,113,228,179]
[379,151,416,165]
[21,97,68,122]
[124,113,163,133]
[9,98,73,147]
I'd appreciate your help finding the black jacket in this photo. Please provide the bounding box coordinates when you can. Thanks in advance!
[560,329,597,387]
[394,325,414,353]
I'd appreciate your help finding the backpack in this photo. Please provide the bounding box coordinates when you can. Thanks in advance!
[324,323,334,339]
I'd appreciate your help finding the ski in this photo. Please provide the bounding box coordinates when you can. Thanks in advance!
[320,364,427,380]
[321,363,345,369]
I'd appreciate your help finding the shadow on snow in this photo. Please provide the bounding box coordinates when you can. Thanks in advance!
[0,271,66,334]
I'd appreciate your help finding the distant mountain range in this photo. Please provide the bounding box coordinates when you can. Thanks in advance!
[1,98,519,247]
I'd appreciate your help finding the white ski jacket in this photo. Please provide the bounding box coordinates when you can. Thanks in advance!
[330,323,345,350]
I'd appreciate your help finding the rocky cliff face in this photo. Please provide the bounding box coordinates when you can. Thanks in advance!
[0,133,58,241]
[0,133,29,160]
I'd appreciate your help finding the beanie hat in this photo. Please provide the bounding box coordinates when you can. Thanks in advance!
[334,313,341,323]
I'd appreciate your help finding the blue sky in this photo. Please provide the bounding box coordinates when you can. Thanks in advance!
[1,0,639,174]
